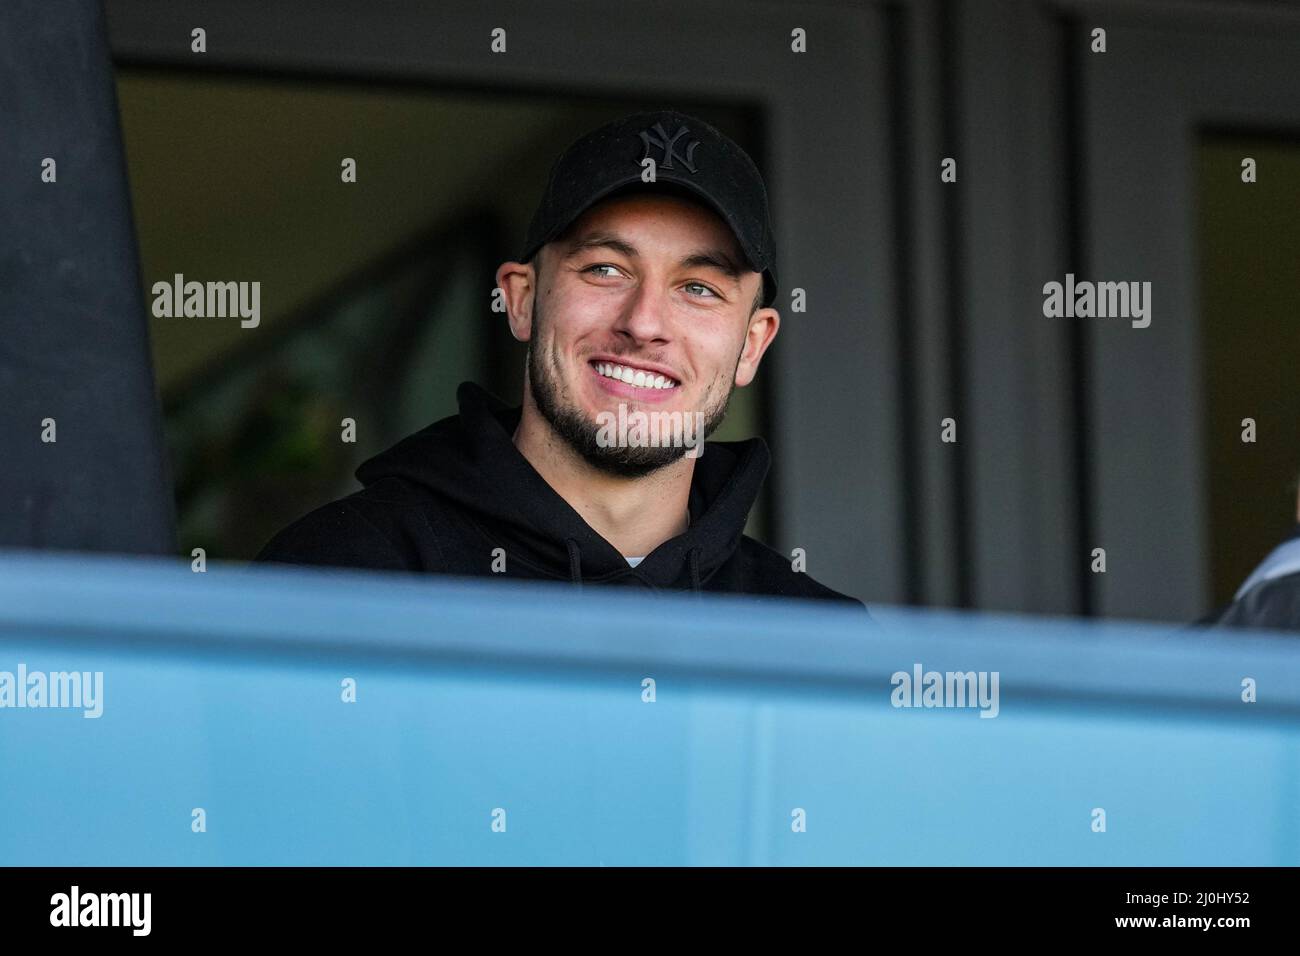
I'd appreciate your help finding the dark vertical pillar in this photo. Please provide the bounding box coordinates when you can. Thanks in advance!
[0,0,175,555]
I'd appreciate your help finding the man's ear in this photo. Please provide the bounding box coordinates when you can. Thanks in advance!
[734,307,780,388]
[496,258,538,343]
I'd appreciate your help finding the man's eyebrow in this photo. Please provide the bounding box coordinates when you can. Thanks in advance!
[679,250,743,282]
[562,233,639,259]
[563,233,744,284]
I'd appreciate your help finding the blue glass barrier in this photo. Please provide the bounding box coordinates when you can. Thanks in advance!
[0,550,1297,866]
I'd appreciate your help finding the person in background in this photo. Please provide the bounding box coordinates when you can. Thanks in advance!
[1200,476,1300,632]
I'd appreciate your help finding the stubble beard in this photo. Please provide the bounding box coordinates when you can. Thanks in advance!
[526,295,737,478]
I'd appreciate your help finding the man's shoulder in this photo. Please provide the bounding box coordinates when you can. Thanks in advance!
[734,534,869,610]
[252,478,436,571]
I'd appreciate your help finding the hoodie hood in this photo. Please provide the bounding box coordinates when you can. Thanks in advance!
[353,382,771,591]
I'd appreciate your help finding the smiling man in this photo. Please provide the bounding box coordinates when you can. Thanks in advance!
[255,109,865,606]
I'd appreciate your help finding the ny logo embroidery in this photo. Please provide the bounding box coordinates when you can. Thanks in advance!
[638,122,700,173]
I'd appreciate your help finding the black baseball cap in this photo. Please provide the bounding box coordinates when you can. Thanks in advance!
[519,109,779,309]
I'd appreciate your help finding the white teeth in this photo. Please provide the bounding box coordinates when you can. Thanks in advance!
[593,361,676,389]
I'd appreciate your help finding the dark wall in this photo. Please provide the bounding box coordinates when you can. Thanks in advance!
[0,0,174,554]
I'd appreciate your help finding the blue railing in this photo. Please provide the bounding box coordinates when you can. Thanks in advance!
[1,550,1297,865]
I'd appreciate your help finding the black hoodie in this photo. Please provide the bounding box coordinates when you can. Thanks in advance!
[254,382,866,607]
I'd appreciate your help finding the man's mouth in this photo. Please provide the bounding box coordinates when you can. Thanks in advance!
[589,360,679,390]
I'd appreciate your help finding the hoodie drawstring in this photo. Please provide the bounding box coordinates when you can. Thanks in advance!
[567,537,701,594]
[688,546,702,595]
[566,538,583,589]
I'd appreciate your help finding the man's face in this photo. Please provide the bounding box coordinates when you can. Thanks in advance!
[521,191,773,477]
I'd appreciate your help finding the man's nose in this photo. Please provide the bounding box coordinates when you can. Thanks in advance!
[613,280,671,344]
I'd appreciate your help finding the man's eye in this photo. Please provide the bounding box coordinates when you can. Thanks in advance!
[684,282,719,298]
[584,264,621,278]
